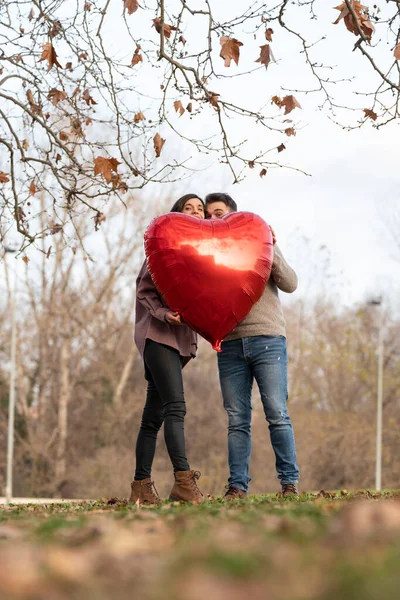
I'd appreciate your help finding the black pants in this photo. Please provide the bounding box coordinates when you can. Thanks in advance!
[134,339,190,480]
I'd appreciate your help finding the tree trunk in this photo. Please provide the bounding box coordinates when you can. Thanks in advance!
[55,335,70,485]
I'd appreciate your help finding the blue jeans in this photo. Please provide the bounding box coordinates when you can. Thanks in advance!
[217,335,299,491]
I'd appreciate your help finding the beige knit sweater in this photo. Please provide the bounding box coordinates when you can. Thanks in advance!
[225,244,297,341]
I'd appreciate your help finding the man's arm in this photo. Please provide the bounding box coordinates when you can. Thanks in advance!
[270,244,298,293]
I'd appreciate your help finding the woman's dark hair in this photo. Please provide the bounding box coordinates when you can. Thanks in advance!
[170,194,205,213]
[205,193,237,212]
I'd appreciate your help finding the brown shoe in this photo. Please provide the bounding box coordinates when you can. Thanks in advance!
[224,485,248,501]
[129,478,161,506]
[169,470,204,504]
[281,483,299,498]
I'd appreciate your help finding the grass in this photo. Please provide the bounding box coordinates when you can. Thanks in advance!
[0,490,399,600]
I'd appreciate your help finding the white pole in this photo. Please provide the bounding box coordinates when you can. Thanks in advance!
[375,305,384,491]
[5,256,17,504]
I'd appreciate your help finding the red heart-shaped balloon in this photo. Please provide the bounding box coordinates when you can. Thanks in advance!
[144,212,273,351]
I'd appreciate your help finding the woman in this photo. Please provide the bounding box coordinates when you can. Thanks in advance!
[130,194,206,506]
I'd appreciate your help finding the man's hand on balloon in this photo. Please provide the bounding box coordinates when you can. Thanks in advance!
[165,311,182,325]
[270,226,277,245]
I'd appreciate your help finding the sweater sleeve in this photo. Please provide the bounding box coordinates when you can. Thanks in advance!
[136,261,170,322]
[270,244,298,293]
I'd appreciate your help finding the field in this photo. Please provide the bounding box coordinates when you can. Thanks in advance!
[1,490,400,600]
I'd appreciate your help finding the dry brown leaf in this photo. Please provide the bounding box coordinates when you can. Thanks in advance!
[94,157,121,183]
[277,143,286,152]
[265,28,274,42]
[22,139,29,150]
[22,256,29,265]
[173,100,185,116]
[285,127,296,136]
[248,161,255,169]
[134,111,145,123]
[28,8,34,20]
[0,172,10,183]
[256,44,275,69]
[271,95,282,108]
[123,0,140,15]
[65,61,73,71]
[47,88,67,106]
[50,223,63,235]
[39,42,62,71]
[26,89,42,115]
[82,89,97,106]
[94,212,106,230]
[46,246,52,259]
[394,43,400,61]
[71,117,84,137]
[209,93,220,108]
[55,153,62,163]
[333,2,374,40]
[186,102,193,113]
[59,131,69,141]
[259,168,267,177]
[219,36,243,67]
[85,117,93,126]
[131,45,143,67]
[154,133,165,158]
[110,174,128,193]
[281,95,302,114]
[49,20,63,39]
[179,35,187,45]
[29,181,36,196]
[363,108,377,121]
[153,17,177,39]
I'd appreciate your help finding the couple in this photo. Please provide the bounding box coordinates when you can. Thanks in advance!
[130,192,300,505]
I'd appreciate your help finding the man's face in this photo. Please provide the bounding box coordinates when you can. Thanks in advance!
[206,201,231,220]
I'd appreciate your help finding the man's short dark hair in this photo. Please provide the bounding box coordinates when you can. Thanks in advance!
[205,193,237,212]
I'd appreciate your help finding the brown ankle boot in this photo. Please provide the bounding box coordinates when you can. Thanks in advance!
[129,478,161,506]
[224,485,248,501]
[169,470,204,504]
[281,483,299,498]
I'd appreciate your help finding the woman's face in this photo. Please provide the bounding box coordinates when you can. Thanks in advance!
[182,197,205,219]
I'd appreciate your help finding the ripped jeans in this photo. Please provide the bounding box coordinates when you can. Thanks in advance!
[217,336,299,491]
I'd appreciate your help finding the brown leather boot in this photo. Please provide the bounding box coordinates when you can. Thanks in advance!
[129,478,161,506]
[224,485,248,501]
[169,470,204,504]
[281,483,299,498]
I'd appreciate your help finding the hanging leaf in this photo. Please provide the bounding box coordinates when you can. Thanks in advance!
[173,100,185,116]
[29,181,37,196]
[179,35,187,45]
[186,102,193,113]
[94,157,121,183]
[153,18,177,39]
[82,89,97,106]
[131,45,143,67]
[277,143,286,152]
[363,108,377,121]
[0,172,10,183]
[123,0,140,15]
[39,42,63,71]
[256,44,275,69]
[394,43,400,61]
[285,127,296,136]
[265,28,274,41]
[281,95,302,114]
[47,88,67,106]
[259,168,267,177]
[209,93,220,108]
[219,36,243,67]
[134,112,145,123]
[154,133,165,158]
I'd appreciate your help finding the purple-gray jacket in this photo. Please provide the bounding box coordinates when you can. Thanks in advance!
[134,261,198,360]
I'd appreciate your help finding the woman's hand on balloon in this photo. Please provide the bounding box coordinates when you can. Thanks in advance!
[165,311,182,325]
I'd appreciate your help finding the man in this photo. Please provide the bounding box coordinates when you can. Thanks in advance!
[205,192,300,498]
